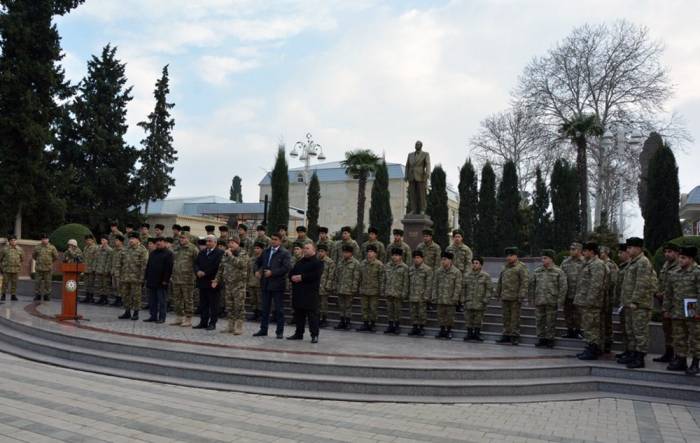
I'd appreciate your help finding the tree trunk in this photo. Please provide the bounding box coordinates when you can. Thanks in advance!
[593,143,604,229]
[14,202,22,239]
[356,173,367,238]
[576,137,589,236]
[144,200,150,215]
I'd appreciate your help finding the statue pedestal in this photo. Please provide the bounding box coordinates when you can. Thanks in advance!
[401,214,433,250]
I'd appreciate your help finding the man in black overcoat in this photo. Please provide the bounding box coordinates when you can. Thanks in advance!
[287,243,324,343]
[193,235,224,330]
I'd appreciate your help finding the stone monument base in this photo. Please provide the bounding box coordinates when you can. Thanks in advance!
[401,214,433,250]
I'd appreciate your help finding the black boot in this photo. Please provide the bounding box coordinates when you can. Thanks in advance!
[369,321,376,333]
[561,328,576,339]
[445,327,453,340]
[344,318,352,330]
[356,321,371,332]
[535,338,548,347]
[319,316,328,328]
[417,325,425,337]
[384,321,395,334]
[464,328,473,341]
[408,324,419,336]
[653,346,674,363]
[615,350,628,360]
[474,328,484,342]
[33,294,41,301]
[667,356,688,372]
[334,318,346,330]
[393,322,401,335]
[435,326,446,339]
[131,310,139,321]
[10,294,17,301]
[118,309,131,319]
[511,336,519,346]
[577,344,599,360]
[626,352,645,369]
[97,295,108,305]
[496,335,511,344]
[686,358,700,376]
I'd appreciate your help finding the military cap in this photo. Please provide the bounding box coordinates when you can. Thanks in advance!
[154,224,165,230]
[663,242,680,252]
[367,226,378,235]
[319,227,329,234]
[141,223,150,229]
[296,226,307,233]
[39,233,49,239]
[217,239,227,247]
[391,247,403,256]
[115,234,125,242]
[171,224,182,231]
[165,237,174,243]
[341,226,352,233]
[128,232,140,239]
[542,249,556,259]
[277,224,288,231]
[256,224,266,231]
[452,229,464,237]
[317,243,329,252]
[227,236,241,244]
[155,237,166,242]
[219,225,229,232]
[569,242,583,250]
[125,223,135,229]
[679,246,698,259]
[205,225,215,232]
[109,221,118,227]
[618,243,627,251]
[292,241,304,249]
[253,241,266,249]
[238,224,248,231]
[393,228,404,235]
[100,234,109,241]
[147,237,156,244]
[7,234,16,240]
[67,239,77,247]
[599,245,611,255]
[341,244,354,253]
[181,225,191,232]
[84,234,95,240]
[504,246,518,256]
[626,237,644,248]
[582,241,599,253]
[441,251,454,260]
[473,256,484,265]
[412,250,424,258]
[422,228,433,236]
[366,244,378,253]
[197,238,206,246]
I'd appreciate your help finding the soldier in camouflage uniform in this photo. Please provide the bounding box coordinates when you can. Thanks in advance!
[407,250,432,336]
[496,247,529,345]
[153,224,165,238]
[0,236,23,301]
[237,224,252,254]
[213,237,248,335]
[387,229,411,264]
[0,238,6,299]
[432,251,462,339]
[94,236,113,305]
[560,242,584,338]
[599,246,619,353]
[362,227,386,262]
[117,233,149,321]
[295,226,314,247]
[62,240,83,264]
[171,224,183,246]
[574,242,607,359]
[81,234,99,303]
[614,244,631,361]
[333,244,360,330]
[108,222,123,248]
[654,242,681,363]
[316,227,333,257]
[110,235,125,306]
[663,246,700,374]
[357,244,384,332]
[170,234,198,327]
[618,237,656,369]
[446,229,473,312]
[277,224,294,251]
[383,248,409,335]
[32,234,58,301]
[139,223,150,245]
[218,225,231,243]
[247,242,264,321]
[332,226,361,263]
[462,257,492,342]
[254,225,271,251]
[416,228,441,270]
[317,243,335,327]
[528,249,567,348]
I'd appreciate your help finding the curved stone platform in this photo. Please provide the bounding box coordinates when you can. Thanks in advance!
[0,296,698,404]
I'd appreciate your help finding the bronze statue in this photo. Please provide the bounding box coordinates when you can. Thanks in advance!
[405,140,431,215]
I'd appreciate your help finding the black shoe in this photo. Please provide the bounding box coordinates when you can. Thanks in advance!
[356,322,371,332]
[118,310,131,319]
[445,328,453,340]
[286,334,303,340]
[206,324,216,331]
[686,358,699,376]
[384,322,395,334]
[435,326,446,339]
[574,329,584,340]
[615,350,630,361]
[319,317,328,328]
[193,322,207,329]
[496,335,511,344]
[393,324,401,335]
[33,294,41,301]
[474,328,484,342]
[131,311,139,321]
[252,330,267,336]
[463,328,473,341]
[11,295,18,301]
[408,325,419,336]
[156,319,165,324]
[626,352,645,369]
[511,336,519,346]
[334,319,346,330]
[577,344,599,360]
[344,320,352,330]
[653,346,674,363]
[456,304,464,313]
[143,317,157,323]
[417,326,426,337]
[0,295,5,301]
[43,295,50,301]
[276,333,284,339]
[535,338,548,348]
[561,328,577,339]
[667,356,688,372]
[311,336,318,344]
[369,321,377,333]
[617,351,636,364]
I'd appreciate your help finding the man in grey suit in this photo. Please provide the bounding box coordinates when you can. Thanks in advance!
[405,140,431,215]
[253,233,292,339]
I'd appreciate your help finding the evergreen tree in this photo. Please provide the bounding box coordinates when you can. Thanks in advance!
[307,172,321,241]
[340,149,379,239]
[530,167,551,255]
[497,160,522,253]
[458,158,478,246]
[267,145,289,236]
[230,175,242,202]
[136,65,177,214]
[644,144,682,252]
[0,0,84,237]
[369,160,393,245]
[476,163,498,256]
[637,132,663,227]
[426,166,449,250]
[550,159,580,251]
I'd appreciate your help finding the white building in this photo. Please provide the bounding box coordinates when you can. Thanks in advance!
[680,185,700,235]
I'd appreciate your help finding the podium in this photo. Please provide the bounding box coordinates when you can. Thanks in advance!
[56,262,85,321]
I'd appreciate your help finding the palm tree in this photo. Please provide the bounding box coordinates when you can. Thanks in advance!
[341,149,380,239]
[559,114,603,236]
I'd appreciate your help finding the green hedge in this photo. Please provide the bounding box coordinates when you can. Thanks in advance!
[652,236,700,272]
[50,223,94,252]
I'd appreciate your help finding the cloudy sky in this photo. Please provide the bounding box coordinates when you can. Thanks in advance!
[56,0,700,236]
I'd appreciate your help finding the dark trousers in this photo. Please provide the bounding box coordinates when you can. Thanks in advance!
[199,287,220,326]
[260,290,284,335]
[147,287,167,321]
[294,307,320,338]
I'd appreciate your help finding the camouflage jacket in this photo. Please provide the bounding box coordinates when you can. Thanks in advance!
[603,258,619,299]
[119,244,149,284]
[408,263,433,303]
[139,231,150,245]
[496,261,529,301]
[432,265,462,305]
[659,259,681,298]
[332,239,361,263]
[215,249,248,291]
[32,243,58,272]
[254,234,271,249]
[362,239,387,262]
[335,256,360,295]
[94,245,113,275]
[1,245,24,273]
[383,261,409,300]
[417,241,441,269]
[63,247,83,264]
[83,243,99,273]
[172,242,198,284]
[319,256,336,296]
[248,254,262,289]
[386,240,412,265]
[574,257,607,308]
[621,253,656,309]
[108,230,123,248]
[560,256,584,300]
[359,258,384,296]
[529,265,567,306]
[315,238,333,255]
[663,265,700,319]
[462,269,492,310]
[613,261,629,306]
[445,243,473,274]
[110,246,124,279]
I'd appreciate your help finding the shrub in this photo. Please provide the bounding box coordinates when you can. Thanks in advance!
[555,250,569,266]
[50,223,94,252]
[652,236,700,272]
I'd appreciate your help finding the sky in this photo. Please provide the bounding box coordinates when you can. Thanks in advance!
[55,0,700,237]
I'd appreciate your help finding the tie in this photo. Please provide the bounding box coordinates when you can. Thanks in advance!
[267,248,275,266]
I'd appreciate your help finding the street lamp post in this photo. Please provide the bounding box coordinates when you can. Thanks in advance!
[289,133,326,226]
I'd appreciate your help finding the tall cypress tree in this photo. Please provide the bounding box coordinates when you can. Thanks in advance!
[497,160,522,253]
[136,65,177,214]
[476,163,498,256]
[426,165,449,250]
[530,167,551,255]
[458,158,478,247]
[645,144,682,252]
[267,145,289,236]
[638,132,663,227]
[230,176,242,202]
[0,0,84,237]
[307,172,321,241]
[58,44,139,233]
[369,160,393,245]
[551,159,580,251]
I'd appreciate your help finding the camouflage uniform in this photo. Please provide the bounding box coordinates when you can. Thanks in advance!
[432,265,462,327]
[1,245,24,297]
[110,245,123,298]
[659,259,681,350]
[358,258,384,322]
[664,265,700,358]
[94,245,113,300]
[408,262,433,326]
[387,240,412,264]
[529,265,567,341]
[601,258,619,350]
[82,242,99,297]
[561,256,584,331]
[383,261,409,323]
[63,247,83,264]
[462,269,493,328]
[574,256,607,347]
[416,241,441,270]
[315,238,334,256]
[620,254,656,353]
[332,239,360,263]
[255,234,272,250]
[108,230,123,248]
[362,239,386,263]
[139,231,150,245]
[247,253,262,314]
[319,255,336,319]
[335,256,360,318]
[171,242,198,318]
[32,243,58,298]
[445,243,473,274]
[216,249,249,328]
[119,243,149,311]
[615,260,630,350]
[496,261,529,338]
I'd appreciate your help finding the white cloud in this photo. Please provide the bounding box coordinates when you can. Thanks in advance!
[197,55,259,85]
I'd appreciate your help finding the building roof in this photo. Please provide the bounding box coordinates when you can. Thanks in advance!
[144,196,232,215]
[144,197,303,219]
[688,186,700,205]
[259,161,405,185]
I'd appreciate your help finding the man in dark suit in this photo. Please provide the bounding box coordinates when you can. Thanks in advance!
[253,232,291,338]
[194,235,224,331]
[287,243,324,343]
